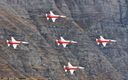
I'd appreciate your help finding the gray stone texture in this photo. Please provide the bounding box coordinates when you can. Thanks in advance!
[0,0,128,80]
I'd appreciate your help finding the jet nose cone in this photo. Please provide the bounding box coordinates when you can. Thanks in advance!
[111,40,116,42]
[22,42,29,44]
[71,41,77,43]
[60,16,66,18]
[78,67,84,69]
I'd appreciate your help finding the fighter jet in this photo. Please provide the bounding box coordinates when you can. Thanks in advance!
[56,37,77,48]
[7,37,28,49]
[64,62,84,75]
[96,36,116,47]
[46,11,66,22]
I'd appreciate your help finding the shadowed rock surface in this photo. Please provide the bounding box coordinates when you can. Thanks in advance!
[0,0,128,80]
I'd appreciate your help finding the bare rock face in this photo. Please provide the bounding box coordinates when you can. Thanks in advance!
[0,0,128,80]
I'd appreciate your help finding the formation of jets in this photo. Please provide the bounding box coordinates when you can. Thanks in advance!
[5,11,117,75]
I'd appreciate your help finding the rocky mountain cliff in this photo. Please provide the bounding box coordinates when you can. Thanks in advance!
[0,0,128,80]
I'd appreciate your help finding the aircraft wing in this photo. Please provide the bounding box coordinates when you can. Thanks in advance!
[51,18,57,22]
[100,36,105,40]
[68,62,73,67]
[50,11,54,15]
[70,70,75,75]
[102,43,107,47]
[60,37,65,41]
[62,43,67,48]
[11,37,16,41]
[13,44,18,49]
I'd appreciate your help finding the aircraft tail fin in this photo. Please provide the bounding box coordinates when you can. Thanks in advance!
[96,39,100,45]
[46,14,49,20]
[56,40,60,46]
[7,40,10,46]
[64,65,67,72]
[57,43,60,46]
